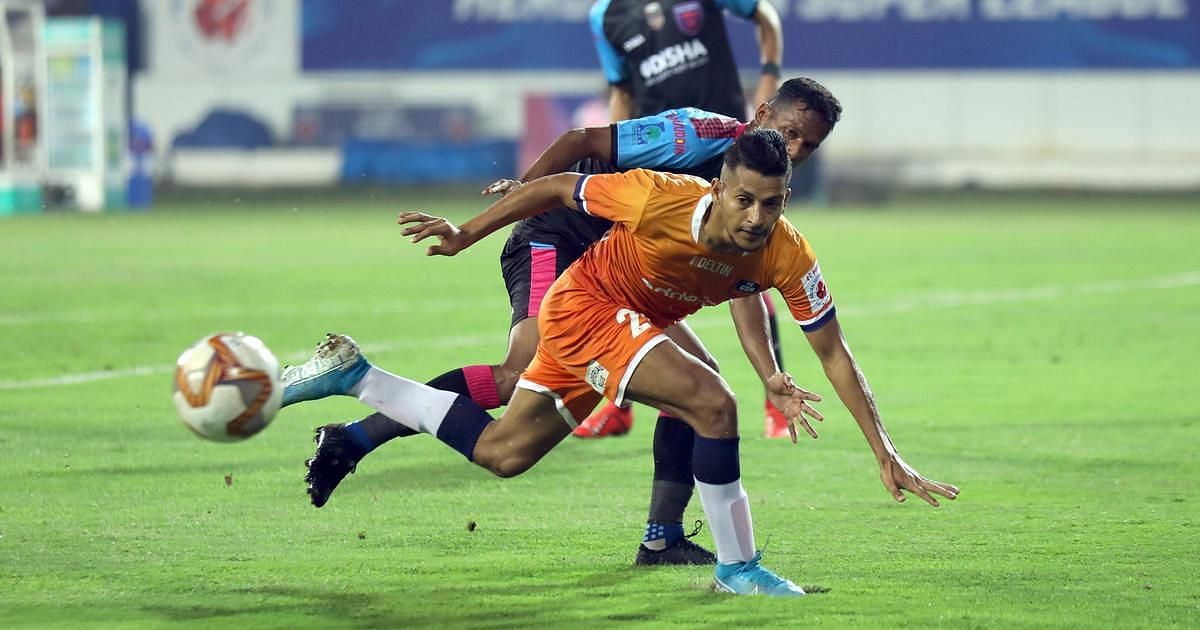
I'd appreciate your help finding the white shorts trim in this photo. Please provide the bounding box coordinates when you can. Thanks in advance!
[614,333,669,408]
[515,378,579,429]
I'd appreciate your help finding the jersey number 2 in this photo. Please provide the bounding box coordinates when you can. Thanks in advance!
[616,309,651,338]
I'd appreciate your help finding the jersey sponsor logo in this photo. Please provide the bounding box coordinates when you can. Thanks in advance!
[639,39,709,88]
[690,256,733,278]
[634,122,665,144]
[622,33,646,52]
[735,280,762,293]
[644,2,666,30]
[585,360,609,394]
[641,277,714,305]
[672,1,705,36]
[665,112,688,155]
[802,264,832,312]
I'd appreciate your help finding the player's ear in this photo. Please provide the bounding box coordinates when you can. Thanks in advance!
[783,187,792,209]
[710,178,723,197]
[754,102,771,124]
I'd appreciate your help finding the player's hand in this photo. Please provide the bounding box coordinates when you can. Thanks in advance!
[397,212,470,256]
[878,453,959,507]
[764,372,824,443]
[481,179,522,197]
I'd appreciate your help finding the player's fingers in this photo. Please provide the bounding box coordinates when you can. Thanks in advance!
[926,479,959,500]
[482,180,517,196]
[799,401,824,422]
[787,420,797,444]
[793,387,822,403]
[881,472,904,502]
[399,221,431,237]
[409,224,447,243]
[796,416,818,440]
[909,481,940,507]
[397,211,432,224]
[400,218,443,236]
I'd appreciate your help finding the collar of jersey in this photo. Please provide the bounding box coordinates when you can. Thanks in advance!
[691,193,712,244]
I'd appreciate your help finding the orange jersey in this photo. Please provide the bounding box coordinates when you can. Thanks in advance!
[568,168,836,331]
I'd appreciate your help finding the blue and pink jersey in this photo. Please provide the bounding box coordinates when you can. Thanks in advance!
[613,107,746,180]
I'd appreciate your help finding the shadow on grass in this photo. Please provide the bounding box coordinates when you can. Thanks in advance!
[137,567,707,627]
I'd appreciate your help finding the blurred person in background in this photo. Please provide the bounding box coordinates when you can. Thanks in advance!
[590,0,782,121]
[586,0,794,441]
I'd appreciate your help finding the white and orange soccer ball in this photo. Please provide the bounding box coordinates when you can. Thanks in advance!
[172,332,282,442]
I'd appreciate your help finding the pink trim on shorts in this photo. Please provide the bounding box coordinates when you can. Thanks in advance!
[527,245,557,318]
[462,365,501,410]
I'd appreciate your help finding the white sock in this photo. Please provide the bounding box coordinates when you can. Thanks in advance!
[351,366,457,436]
[695,478,756,564]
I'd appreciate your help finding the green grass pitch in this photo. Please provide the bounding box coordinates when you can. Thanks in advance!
[1,189,1197,627]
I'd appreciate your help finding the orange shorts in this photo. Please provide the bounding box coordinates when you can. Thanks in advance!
[516,273,668,427]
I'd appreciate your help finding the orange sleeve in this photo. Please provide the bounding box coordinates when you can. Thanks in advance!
[771,223,836,331]
[571,169,655,230]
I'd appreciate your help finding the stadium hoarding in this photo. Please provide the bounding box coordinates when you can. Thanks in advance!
[301,0,1200,70]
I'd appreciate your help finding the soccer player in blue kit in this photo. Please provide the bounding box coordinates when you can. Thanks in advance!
[285,78,841,567]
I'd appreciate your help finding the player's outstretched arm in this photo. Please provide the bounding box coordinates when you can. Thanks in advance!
[399,173,582,256]
[482,127,615,197]
[802,316,960,506]
[729,295,824,443]
[750,0,783,108]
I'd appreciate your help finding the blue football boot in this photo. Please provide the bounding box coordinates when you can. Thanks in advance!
[713,552,806,597]
[281,333,371,407]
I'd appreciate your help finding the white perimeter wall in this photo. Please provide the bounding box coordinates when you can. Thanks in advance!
[135,70,1200,190]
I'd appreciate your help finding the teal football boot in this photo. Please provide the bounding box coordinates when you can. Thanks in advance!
[713,552,806,597]
[281,333,371,407]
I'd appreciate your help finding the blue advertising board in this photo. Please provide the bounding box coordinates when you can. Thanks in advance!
[302,0,1200,70]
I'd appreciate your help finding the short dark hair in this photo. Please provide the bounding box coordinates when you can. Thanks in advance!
[773,77,842,126]
[723,128,791,179]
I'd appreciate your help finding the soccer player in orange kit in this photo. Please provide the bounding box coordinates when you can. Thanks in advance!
[286,129,957,596]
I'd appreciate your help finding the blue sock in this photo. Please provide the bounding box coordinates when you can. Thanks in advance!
[343,412,418,455]
[642,521,685,551]
[343,421,378,454]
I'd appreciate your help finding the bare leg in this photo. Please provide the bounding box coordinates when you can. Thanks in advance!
[470,387,574,478]
[490,317,540,404]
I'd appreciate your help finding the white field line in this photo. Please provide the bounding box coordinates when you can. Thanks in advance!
[1,271,1197,392]
[0,297,478,327]
[0,336,491,391]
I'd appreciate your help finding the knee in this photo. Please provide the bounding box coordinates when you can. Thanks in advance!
[482,460,530,479]
[473,447,532,478]
[688,386,738,437]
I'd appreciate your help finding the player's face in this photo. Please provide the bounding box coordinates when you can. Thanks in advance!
[755,100,833,165]
[710,166,791,253]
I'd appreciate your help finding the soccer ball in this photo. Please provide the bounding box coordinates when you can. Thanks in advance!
[172,332,283,442]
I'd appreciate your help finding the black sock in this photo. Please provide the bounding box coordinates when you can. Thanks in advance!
[346,412,417,452]
[647,415,696,524]
[426,368,471,397]
[434,396,492,461]
[692,435,741,486]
